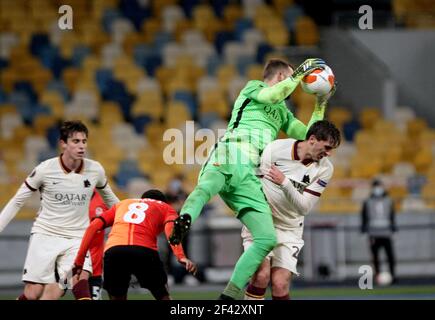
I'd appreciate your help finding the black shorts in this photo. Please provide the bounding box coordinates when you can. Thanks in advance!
[103,245,168,298]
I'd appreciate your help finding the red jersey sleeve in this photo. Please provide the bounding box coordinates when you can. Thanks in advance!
[162,204,186,261]
[99,204,117,228]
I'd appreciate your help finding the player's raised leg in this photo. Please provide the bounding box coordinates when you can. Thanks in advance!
[170,170,226,245]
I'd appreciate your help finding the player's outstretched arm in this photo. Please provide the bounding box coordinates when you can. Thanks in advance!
[164,220,197,275]
[0,183,35,232]
[73,218,105,275]
[255,58,326,105]
[306,81,337,130]
[178,257,198,275]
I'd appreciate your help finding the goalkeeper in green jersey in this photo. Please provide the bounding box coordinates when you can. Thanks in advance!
[170,58,334,299]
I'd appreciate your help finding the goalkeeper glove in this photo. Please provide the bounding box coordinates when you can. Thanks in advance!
[316,81,337,107]
[291,58,326,82]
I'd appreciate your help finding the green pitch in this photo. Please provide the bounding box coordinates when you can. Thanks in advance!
[2,285,435,300]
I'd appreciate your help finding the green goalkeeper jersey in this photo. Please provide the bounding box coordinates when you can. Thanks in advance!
[222,79,324,166]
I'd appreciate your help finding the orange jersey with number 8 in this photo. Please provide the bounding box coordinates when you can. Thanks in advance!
[100,198,178,252]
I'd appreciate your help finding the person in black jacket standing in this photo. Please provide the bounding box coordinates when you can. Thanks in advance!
[361,179,397,284]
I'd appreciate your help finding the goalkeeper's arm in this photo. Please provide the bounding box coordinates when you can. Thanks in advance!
[254,58,326,105]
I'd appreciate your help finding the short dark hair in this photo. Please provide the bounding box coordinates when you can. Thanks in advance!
[372,179,383,187]
[59,120,88,142]
[263,59,294,80]
[141,189,168,203]
[305,120,341,148]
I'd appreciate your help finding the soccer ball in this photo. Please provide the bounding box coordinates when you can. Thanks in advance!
[376,272,393,286]
[301,65,335,95]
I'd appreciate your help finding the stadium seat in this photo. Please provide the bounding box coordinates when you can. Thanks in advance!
[162,5,185,33]
[359,108,382,130]
[294,16,319,46]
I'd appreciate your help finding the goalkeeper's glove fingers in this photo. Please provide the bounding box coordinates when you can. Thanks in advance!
[317,81,337,106]
[291,58,326,81]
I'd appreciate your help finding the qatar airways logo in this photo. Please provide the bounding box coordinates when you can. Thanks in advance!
[54,193,88,206]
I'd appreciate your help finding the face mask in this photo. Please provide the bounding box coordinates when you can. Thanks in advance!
[373,186,384,197]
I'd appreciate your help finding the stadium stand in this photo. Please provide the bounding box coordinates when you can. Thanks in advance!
[0,0,434,220]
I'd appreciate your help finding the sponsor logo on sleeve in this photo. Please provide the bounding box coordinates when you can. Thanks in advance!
[317,179,328,187]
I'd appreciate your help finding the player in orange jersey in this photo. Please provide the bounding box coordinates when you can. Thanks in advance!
[72,189,197,300]
[87,191,108,300]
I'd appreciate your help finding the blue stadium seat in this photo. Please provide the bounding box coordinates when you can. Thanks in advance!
[133,44,162,76]
[173,91,197,117]
[29,33,50,57]
[114,159,146,188]
[343,119,361,142]
[39,46,70,79]
[198,112,221,129]
[14,81,38,105]
[38,148,58,162]
[8,91,30,109]
[407,174,427,195]
[71,45,91,67]
[46,122,61,149]
[236,55,257,76]
[101,8,124,33]
[119,0,151,31]
[103,79,134,121]
[0,87,6,103]
[132,115,153,134]
[211,0,229,18]
[46,80,70,102]
[234,18,253,41]
[284,5,304,31]
[256,43,273,64]
[0,57,8,72]
[214,31,235,55]
[206,54,222,75]
[180,0,201,19]
[95,69,114,93]
[153,31,174,53]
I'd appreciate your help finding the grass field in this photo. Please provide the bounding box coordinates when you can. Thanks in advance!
[2,284,435,300]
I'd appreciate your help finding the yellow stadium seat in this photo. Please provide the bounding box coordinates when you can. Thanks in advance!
[223,4,243,28]
[359,107,382,130]
[166,101,192,129]
[413,149,433,174]
[350,156,383,178]
[294,16,319,46]
[407,118,427,138]
[199,90,229,119]
[142,18,161,43]
[174,19,193,42]
[328,107,352,130]
[272,0,295,14]
[421,183,435,208]
[132,90,164,119]
[33,114,57,135]
[217,64,237,94]
[247,64,264,80]
[265,27,290,46]
[99,102,124,126]
[152,0,177,18]
[145,122,167,148]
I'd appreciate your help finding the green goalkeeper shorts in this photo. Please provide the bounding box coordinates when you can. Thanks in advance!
[200,140,271,217]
